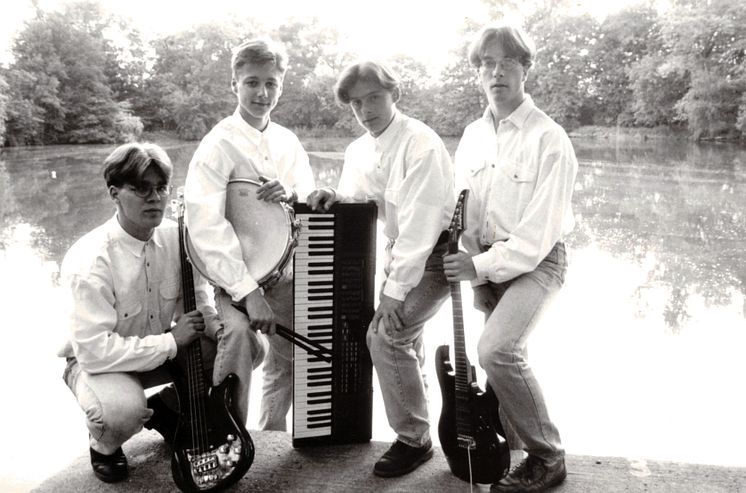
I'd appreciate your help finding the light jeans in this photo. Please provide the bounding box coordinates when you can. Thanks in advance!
[63,306,268,455]
[366,240,450,448]
[250,274,294,432]
[476,242,567,461]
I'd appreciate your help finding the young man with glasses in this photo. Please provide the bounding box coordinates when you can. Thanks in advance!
[443,24,578,493]
[58,142,260,483]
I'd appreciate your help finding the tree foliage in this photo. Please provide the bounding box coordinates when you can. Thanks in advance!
[2,0,746,145]
[3,1,142,145]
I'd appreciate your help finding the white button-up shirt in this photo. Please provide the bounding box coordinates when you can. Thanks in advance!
[456,96,578,285]
[184,110,316,301]
[336,111,455,301]
[58,215,216,374]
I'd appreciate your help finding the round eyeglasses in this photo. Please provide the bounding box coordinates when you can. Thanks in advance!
[125,184,173,198]
[480,57,522,73]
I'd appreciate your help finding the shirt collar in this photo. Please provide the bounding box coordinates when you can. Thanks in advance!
[373,109,405,149]
[232,108,272,145]
[107,214,161,257]
[483,94,535,130]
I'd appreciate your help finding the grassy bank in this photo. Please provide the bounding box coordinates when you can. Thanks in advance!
[570,125,690,142]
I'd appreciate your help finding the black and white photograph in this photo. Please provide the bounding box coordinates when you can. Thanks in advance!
[1,0,745,492]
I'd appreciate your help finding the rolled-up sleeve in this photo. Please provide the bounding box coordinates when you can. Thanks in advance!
[184,145,258,302]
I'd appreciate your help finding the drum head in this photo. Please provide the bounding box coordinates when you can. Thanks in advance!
[186,179,293,286]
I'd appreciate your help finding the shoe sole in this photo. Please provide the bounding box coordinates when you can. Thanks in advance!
[93,469,128,483]
[373,449,434,478]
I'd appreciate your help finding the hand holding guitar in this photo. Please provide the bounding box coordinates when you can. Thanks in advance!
[170,310,206,349]
[443,251,477,282]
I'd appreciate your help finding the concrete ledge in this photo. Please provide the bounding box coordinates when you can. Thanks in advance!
[31,430,746,492]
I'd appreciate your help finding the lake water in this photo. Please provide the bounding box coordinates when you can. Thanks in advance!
[1,137,745,491]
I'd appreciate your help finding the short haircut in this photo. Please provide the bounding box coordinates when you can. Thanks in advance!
[103,142,173,188]
[231,38,288,77]
[467,24,536,70]
[334,60,400,105]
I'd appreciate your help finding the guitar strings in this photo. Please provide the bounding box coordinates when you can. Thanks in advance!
[179,209,211,457]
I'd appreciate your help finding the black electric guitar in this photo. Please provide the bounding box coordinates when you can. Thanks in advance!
[436,189,510,484]
[171,196,254,492]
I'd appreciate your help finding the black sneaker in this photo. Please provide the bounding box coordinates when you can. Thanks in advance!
[491,454,566,492]
[143,393,178,443]
[373,439,434,477]
[90,446,128,483]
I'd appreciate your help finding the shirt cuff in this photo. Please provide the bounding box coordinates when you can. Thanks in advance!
[164,333,178,360]
[382,279,409,302]
[227,278,260,303]
[471,251,495,284]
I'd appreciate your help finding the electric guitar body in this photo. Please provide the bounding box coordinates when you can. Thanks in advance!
[436,189,510,484]
[170,370,254,492]
[436,345,508,483]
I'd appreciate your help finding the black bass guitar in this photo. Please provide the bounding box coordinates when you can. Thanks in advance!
[436,189,510,484]
[171,195,254,492]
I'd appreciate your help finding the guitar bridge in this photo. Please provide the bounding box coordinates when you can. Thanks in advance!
[186,434,244,489]
[457,435,476,450]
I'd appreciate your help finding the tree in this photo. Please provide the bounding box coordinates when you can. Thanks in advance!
[4,1,142,144]
[272,18,346,129]
[587,5,659,126]
[0,73,9,143]
[655,0,746,138]
[143,21,242,139]
[627,53,690,127]
[526,10,600,129]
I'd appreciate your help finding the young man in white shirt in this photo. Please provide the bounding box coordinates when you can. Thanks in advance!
[59,143,261,483]
[443,25,578,493]
[307,61,455,477]
[184,39,316,431]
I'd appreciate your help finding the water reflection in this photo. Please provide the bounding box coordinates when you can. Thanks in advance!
[571,139,746,332]
[0,137,745,486]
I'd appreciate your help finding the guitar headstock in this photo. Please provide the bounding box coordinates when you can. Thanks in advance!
[447,189,469,252]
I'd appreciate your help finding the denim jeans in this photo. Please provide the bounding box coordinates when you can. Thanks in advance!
[366,240,450,448]
[63,305,267,455]
[251,274,294,431]
[475,242,567,461]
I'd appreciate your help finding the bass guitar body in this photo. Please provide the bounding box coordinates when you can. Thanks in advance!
[170,370,254,492]
[436,344,509,484]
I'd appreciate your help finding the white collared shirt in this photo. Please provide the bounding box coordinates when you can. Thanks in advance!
[335,111,455,301]
[184,109,316,301]
[58,215,216,374]
[456,95,578,285]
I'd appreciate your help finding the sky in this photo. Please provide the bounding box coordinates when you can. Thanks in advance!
[0,0,664,68]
